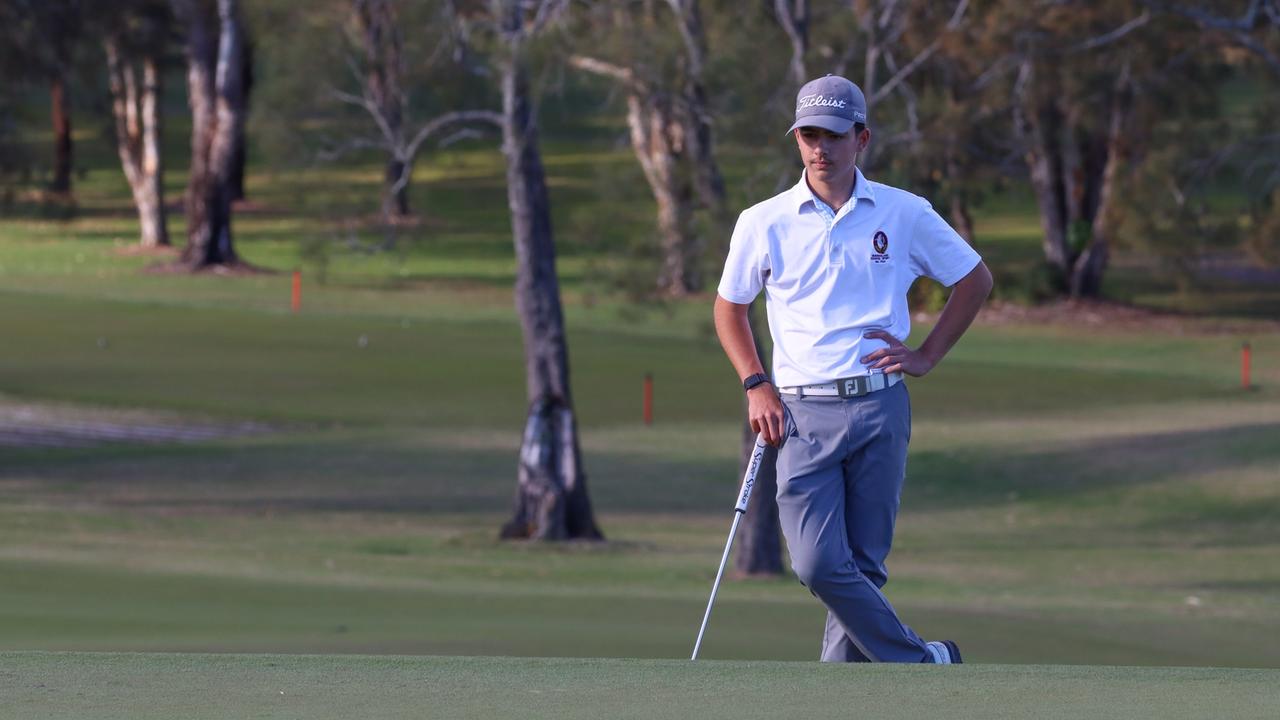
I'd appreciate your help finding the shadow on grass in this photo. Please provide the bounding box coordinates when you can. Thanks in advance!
[906,421,1280,514]
[6,420,1278,527]
[0,436,734,516]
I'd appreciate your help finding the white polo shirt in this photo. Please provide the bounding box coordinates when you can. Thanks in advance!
[717,168,981,388]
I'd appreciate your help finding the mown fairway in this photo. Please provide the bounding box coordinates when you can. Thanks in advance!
[1,263,1277,668]
[2,121,1280,717]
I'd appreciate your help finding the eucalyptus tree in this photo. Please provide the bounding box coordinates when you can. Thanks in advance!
[103,0,174,249]
[299,0,499,224]
[0,0,84,195]
[995,2,1234,297]
[568,0,728,296]
[170,0,249,269]
[1141,0,1280,268]
[451,0,604,541]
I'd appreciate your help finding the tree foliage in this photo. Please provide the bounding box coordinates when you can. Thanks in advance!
[5,0,1275,288]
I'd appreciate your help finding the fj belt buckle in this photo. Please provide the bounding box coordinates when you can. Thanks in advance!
[836,374,872,398]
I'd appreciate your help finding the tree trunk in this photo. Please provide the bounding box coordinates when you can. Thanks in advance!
[949,191,974,244]
[571,2,719,295]
[671,0,730,258]
[496,9,603,542]
[1017,56,1131,299]
[229,133,247,202]
[734,303,782,576]
[944,93,975,244]
[773,0,809,88]
[178,0,217,265]
[179,0,244,269]
[1023,99,1073,275]
[356,0,409,219]
[624,92,698,296]
[206,0,246,261]
[48,72,73,194]
[1070,63,1133,298]
[139,57,169,247]
[228,34,252,201]
[654,178,696,295]
[384,159,410,217]
[105,38,170,249]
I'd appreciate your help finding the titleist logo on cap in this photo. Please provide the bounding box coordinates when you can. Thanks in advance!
[785,75,868,135]
[797,94,848,110]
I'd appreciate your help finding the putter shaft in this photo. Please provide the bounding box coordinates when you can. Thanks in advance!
[691,434,768,660]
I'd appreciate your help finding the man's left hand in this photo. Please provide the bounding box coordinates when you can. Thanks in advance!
[860,330,936,377]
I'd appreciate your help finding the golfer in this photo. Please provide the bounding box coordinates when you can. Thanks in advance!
[714,74,992,663]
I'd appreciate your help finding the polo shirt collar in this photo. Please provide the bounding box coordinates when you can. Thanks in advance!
[792,167,876,214]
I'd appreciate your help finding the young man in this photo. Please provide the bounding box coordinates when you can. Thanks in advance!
[714,74,992,663]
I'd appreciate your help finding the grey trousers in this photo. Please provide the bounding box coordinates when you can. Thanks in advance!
[777,382,930,663]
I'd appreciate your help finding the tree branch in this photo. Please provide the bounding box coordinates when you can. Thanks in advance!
[875,0,968,104]
[315,136,384,162]
[870,41,938,104]
[665,0,709,80]
[438,128,489,148]
[330,85,401,150]
[1143,0,1280,74]
[1146,0,1271,31]
[528,0,569,36]
[330,87,374,112]
[567,54,637,87]
[1069,10,1151,52]
[972,54,1021,91]
[772,0,809,86]
[403,110,503,164]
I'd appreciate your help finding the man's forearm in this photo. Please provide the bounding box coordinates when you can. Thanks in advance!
[714,295,766,382]
[715,294,787,446]
[918,261,993,366]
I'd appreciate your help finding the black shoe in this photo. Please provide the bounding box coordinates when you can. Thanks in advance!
[941,640,963,664]
[926,640,963,664]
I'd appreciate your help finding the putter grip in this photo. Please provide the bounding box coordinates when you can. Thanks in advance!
[734,435,768,513]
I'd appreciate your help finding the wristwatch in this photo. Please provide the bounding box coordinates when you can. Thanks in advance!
[743,373,771,392]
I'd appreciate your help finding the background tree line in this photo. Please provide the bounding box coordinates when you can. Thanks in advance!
[0,0,1276,556]
[3,0,1276,289]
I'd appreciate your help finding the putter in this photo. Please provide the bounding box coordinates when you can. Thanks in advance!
[691,432,768,660]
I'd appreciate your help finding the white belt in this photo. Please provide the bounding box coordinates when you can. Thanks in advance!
[778,372,903,398]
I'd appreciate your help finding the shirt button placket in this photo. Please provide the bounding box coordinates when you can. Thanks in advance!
[827,218,841,268]
[828,198,854,268]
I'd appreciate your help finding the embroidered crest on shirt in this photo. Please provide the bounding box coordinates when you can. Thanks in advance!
[871,231,890,264]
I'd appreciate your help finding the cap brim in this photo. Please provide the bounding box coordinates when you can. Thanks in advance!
[786,115,856,136]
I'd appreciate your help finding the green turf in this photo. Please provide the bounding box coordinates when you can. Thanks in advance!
[3,90,1280,708]
[5,653,1279,720]
[0,266,1276,667]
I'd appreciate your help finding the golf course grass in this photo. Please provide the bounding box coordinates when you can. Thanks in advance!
[7,653,1280,720]
[3,110,1280,717]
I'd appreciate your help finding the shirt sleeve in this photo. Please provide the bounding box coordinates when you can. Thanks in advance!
[908,199,981,287]
[716,209,767,304]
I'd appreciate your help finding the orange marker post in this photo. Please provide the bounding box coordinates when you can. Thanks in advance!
[291,270,302,313]
[643,373,654,426]
[1242,341,1252,390]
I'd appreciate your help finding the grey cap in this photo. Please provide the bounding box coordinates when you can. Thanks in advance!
[786,74,868,135]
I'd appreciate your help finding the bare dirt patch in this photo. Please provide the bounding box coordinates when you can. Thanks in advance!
[140,259,276,276]
[113,244,180,258]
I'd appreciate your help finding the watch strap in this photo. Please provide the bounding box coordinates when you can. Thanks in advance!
[743,373,771,391]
